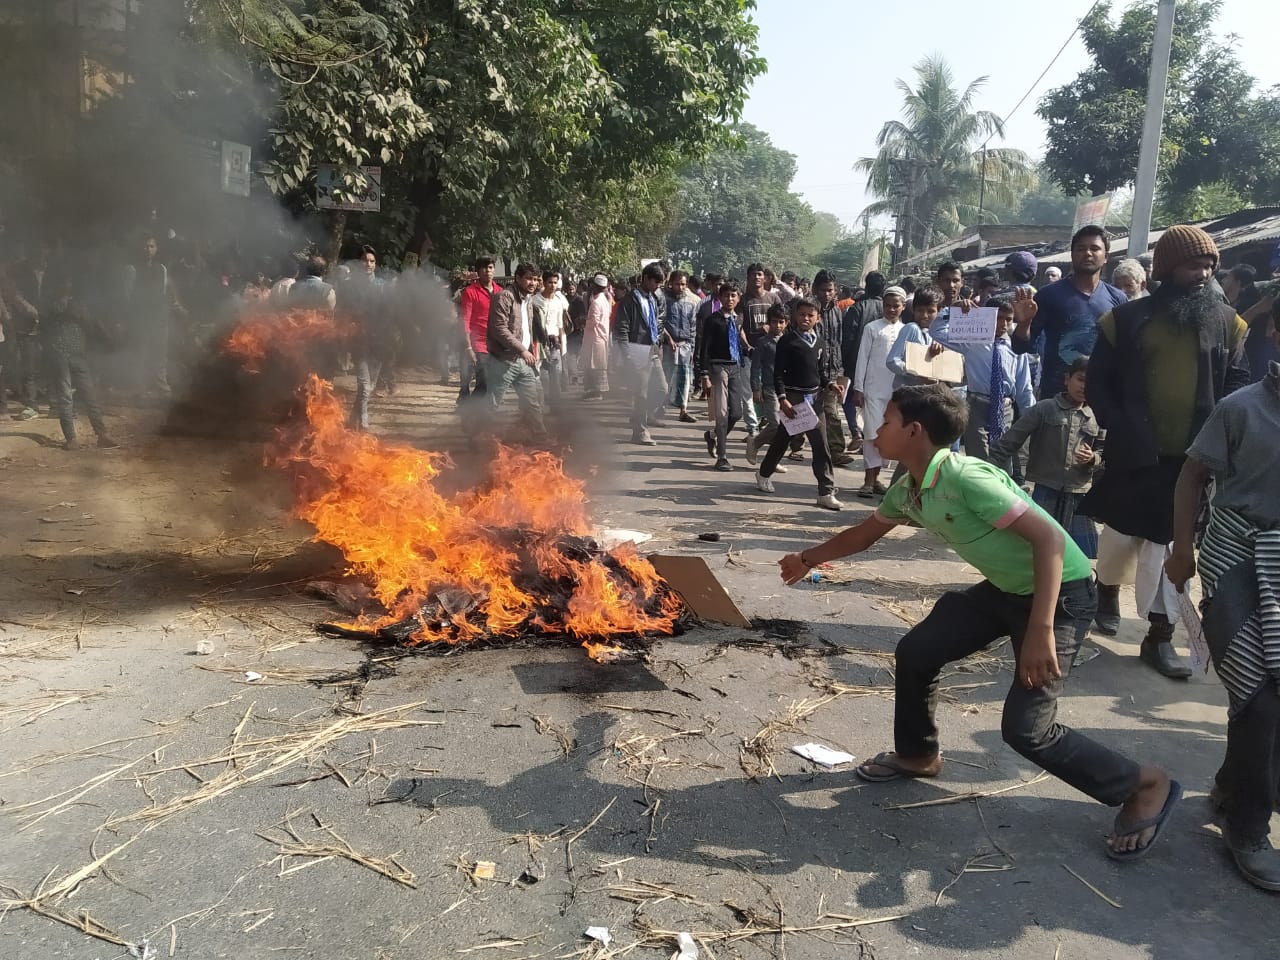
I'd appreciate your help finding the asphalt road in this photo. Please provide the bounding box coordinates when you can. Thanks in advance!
[0,372,1274,960]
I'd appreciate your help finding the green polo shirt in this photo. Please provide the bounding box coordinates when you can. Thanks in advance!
[876,449,1093,596]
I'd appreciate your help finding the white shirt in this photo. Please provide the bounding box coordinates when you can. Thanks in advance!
[519,296,532,351]
[532,291,569,338]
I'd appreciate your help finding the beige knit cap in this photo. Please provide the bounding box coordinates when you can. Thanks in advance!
[1151,224,1219,282]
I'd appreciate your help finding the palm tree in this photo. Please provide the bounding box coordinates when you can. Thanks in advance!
[856,55,1034,262]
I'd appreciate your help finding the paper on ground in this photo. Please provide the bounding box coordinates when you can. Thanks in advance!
[1176,589,1211,674]
[792,742,856,768]
[585,926,612,947]
[596,528,653,551]
[781,399,820,436]
[676,932,699,959]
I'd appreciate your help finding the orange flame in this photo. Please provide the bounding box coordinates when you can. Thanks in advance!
[225,308,354,373]
[273,376,680,657]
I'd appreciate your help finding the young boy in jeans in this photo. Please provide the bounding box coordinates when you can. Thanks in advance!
[779,384,1179,860]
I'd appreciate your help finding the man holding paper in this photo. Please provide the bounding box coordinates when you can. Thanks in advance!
[753,297,842,510]
[930,261,1035,460]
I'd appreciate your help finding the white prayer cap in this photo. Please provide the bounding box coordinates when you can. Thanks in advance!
[883,285,908,301]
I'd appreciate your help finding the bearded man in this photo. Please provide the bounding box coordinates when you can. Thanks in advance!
[1081,225,1251,678]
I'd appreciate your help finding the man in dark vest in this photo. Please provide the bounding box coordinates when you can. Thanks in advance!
[1079,225,1250,678]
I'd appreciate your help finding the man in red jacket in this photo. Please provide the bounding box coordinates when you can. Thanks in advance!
[458,257,501,403]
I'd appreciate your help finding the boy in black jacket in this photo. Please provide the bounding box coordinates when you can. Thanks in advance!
[696,282,745,471]
[753,298,841,509]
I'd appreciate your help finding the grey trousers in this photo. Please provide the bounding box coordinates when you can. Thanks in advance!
[485,354,547,439]
[965,392,1014,467]
[894,578,1141,806]
[50,351,107,441]
[707,363,746,460]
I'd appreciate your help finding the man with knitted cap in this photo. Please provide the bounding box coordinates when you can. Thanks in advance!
[1081,224,1251,678]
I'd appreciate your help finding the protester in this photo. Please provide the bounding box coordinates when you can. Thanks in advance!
[1012,225,1126,396]
[990,352,1101,556]
[1111,259,1149,301]
[1166,331,1280,891]
[484,262,547,441]
[1074,224,1250,679]
[885,287,945,388]
[841,271,886,450]
[778,383,1180,859]
[1241,285,1280,382]
[580,274,611,400]
[811,270,853,462]
[1,255,41,420]
[458,257,500,402]
[125,235,181,397]
[932,267,1033,460]
[269,258,298,305]
[40,269,118,450]
[289,255,337,310]
[746,303,788,469]
[753,297,840,510]
[696,281,745,471]
[345,246,392,431]
[1221,263,1261,316]
[531,269,569,412]
[614,262,668,445]
[661,269,700,423]
[851,284,906,497]
[1043,266,1063,284]
[1002,251,1038,292]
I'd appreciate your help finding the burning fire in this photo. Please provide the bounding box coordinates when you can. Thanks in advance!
[225,308,354,373]
[269,375,682,659]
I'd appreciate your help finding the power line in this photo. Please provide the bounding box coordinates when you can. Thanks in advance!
[983,0,1105,147]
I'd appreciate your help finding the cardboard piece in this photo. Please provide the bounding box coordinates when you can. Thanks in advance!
[648,554,751,627]
[904,341,964,384]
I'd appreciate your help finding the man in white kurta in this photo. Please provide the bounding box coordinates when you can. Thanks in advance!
[852,286,907,496]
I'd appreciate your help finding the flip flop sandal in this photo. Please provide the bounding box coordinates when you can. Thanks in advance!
[1106,779,1183,862]
[855,751,939,783]
[787,451,805,461]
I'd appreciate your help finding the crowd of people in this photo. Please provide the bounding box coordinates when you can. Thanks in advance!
[4,218,1280,887]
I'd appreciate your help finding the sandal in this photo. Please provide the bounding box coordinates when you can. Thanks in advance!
[855,750,941,783]
[1106,780,1182,861]
[856,483,876,499]
[787,451,805,462]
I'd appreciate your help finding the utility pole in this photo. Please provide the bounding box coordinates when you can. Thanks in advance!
[1128,0,1177,260]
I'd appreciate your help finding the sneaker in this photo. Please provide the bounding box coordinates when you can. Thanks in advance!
[714,458,732,472]
[703,430,715,458]
[815,493,843,511]
[631,429,657,446]
[678,411,697,423]
[96,435,120,449]
[754,471,775,493]
[773,464,788,474]
[744,435,758,465]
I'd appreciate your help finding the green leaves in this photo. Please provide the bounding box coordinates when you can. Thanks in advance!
[1038,0,1278,217]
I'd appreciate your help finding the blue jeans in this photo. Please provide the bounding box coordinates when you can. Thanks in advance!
[539,353,563,411]
[348,357,383,430]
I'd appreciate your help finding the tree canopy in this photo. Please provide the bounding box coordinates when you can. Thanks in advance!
[856,55,1033,261]
[1038,0,1280,222]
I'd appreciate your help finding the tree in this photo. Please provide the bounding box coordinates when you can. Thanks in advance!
[1038,0,1280,220]
[666,123,818,277]
[190,0,765,268]
[856,55,1033,260]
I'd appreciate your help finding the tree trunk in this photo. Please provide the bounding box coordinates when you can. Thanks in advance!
[324,210,347,266]
[403,177,444,269]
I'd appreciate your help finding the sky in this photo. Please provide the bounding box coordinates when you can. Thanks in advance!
[740,0,1280,229]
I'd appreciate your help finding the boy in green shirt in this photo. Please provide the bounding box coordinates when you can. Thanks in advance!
[780,384,1181,860]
